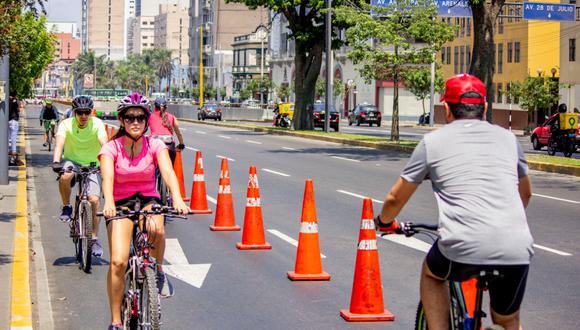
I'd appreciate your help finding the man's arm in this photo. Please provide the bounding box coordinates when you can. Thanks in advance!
[518,176,532,208]
[379,177,419,223]
[53,135,65,163]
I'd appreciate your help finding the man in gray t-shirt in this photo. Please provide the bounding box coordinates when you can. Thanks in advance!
[375,74,533,330]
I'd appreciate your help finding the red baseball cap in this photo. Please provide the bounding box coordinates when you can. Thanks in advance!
[440,74,486,104]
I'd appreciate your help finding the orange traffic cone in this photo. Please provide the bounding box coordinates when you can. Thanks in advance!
[236,166,271,250]
[105,124,110,139]
[173,149,189,202]
[210,158,240,231]
[188,151,212,214]
[287,179,330,281]
[340,198,394,322]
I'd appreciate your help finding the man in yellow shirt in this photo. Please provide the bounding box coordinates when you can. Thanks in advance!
[52,96,108,257]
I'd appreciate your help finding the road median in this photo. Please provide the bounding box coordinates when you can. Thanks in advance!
[182,119,580,177]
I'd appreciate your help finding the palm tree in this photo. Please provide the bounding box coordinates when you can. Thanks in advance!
[73,50,106,90]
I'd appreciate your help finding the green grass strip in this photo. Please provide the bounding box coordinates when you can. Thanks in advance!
[526,154,580,167]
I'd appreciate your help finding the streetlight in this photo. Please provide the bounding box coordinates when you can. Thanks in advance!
[255,24,269,105]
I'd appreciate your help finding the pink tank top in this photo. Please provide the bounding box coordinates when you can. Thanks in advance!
[148,111,175,136]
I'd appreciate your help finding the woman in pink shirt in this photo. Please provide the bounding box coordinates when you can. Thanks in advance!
[99,93,189,329]
[148,97,185,164]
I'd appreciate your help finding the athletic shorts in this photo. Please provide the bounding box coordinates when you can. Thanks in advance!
[425,241,529,316]
[61,160,101,198]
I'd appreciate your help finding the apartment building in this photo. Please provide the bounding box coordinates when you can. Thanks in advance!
[132,16,156,55]
[85,0,126,60]
[559,18,580,111]
[154,3,190,65]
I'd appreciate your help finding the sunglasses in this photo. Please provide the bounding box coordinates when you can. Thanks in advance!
[123,114,147,124]
[75,110,91,116]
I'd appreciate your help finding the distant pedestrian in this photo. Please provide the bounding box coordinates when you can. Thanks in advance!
[8,95,23,166]
[574,107,579,114]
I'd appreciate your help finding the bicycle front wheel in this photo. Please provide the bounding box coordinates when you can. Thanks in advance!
[77,201,93,273]
[140,267,160,330]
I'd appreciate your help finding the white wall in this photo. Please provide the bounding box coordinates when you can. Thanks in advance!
[378,87,426,121]
[560,85,580,112]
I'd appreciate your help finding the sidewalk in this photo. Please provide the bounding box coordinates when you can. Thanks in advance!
[0,167,19,328]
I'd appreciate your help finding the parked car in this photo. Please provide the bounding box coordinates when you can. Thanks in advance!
[241,99,260,109]
[198,103,222,121]
[313,102,339,131]
[348,104,382,127]
[531,113,580,150]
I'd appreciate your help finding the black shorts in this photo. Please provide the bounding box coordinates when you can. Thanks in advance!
[107,193,162,225]
[425,241,529,316]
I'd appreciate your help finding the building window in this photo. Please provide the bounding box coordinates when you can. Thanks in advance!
[508,6,513,23]
[454,46,459,74]
[492,43,496,73]
[514,42,521,63]
[507,42,513,63]
[498,17,504,34]
[570,38,576,62]
[442,47,446,63]
[455,18,460,37]
[466,18,471,36]
[515,6,521,22]
[497,83,503,103]
[460,46,465,73]
[498,43,503,74]
[506,82,512,104]
[461,18,465,37]
[447,46,451,64]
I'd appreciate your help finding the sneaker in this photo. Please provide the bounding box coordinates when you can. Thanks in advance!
[156,271,174,298]
[59,205,73,222]
[107,323,123,330]
[43,142,48,147]
[91,237,103,257]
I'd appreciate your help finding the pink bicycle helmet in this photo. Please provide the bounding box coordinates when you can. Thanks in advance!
[117,92,151,117]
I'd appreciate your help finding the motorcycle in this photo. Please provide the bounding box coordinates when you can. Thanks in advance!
[547,130,577,157]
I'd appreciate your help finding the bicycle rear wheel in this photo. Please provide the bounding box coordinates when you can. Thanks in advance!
[77,201,93,273]
[414,286,466,330]
[140,267,160,330]
[47,131,52,151]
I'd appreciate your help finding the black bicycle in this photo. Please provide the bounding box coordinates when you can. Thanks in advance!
[97,203,188,330]
[42,119,57,151]
[58,164,100,273]
[381,222,502,330]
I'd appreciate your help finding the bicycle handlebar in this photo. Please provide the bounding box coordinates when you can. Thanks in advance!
[381,222,438,238]
[96,204,193,220]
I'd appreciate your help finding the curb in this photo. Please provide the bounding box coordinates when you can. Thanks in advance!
[180,119,579,176]
[180,119,416,153]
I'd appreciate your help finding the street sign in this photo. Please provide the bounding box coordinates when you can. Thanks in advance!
[370,0,473,17]
[523,2,576,22]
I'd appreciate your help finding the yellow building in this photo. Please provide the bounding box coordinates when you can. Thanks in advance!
[439,0,561,107]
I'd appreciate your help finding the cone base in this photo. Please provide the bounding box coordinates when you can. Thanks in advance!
[190,208,212,214]
[210,225,241,231]
[339,309,395,322]
[287,271,331,281]
[236,242,272,250]
[183,197,190,202]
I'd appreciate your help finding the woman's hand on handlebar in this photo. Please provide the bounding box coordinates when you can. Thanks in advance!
[103,200,117,218]
[172,198,191,215]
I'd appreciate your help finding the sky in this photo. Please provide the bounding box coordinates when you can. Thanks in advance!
[45,0,81,26]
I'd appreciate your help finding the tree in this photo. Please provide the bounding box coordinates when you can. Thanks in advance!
[315,77,345,100]
[334,0,454,141]
[511,77,559,128]
[8,13,54,98]
[468,0,503,123]
[402,67,445,116]
[228,0,350,130]
[72,50,107,90]
[0,0,47,57]
[276,83,291,102]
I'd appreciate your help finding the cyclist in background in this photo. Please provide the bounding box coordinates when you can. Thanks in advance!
[52,95,108,257]
[148,97,185,164]
[99,93,189,330]
[375,74,533,330]
[39,99,60,147]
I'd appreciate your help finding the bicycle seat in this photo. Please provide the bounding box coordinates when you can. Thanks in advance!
[474,270,502,288]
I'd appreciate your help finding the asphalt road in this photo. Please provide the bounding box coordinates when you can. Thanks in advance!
[223,119,580,159]
[25,106,580,329]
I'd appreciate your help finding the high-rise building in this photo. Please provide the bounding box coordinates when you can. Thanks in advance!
[132,16,156,55]
[85,0,126,60]
[126,0,137,56]
[154,3,190,64]
[559,22,580,111]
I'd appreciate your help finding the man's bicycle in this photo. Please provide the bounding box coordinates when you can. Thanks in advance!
[97,203,188,330]
[42,119,58,151]
[382,222,502,330]
[58,164,100,273]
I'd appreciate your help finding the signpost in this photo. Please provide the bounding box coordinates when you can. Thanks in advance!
[523,2,576,22]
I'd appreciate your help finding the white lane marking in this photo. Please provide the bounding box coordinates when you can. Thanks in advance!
[216,155,235,162]
[262,169,290,177]
[185,146,199,151]
[206,195,217,204]
[267,229,326,258]
[195,130,207,134]
[282,147,297,151]
[532,193,579,204]
[180,128,187,131]
[377,234,432,253]
[331,155,360,163]
[533,244,573,256]
[164,239,211,289]
[246,139,262,145]
[337,189,383,204]
[218,135,231,139]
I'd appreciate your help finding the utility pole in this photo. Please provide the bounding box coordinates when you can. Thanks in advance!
[199,25,204,108]
[429,53,435,127]
[0,54,9,184]
[324,0,333,132]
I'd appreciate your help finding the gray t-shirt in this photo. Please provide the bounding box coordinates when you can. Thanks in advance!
[402,119,534,265]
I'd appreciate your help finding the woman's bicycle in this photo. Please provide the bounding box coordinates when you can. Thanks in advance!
[58,164,100,273]
[381,222,502,330]
[97,203,188,330]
